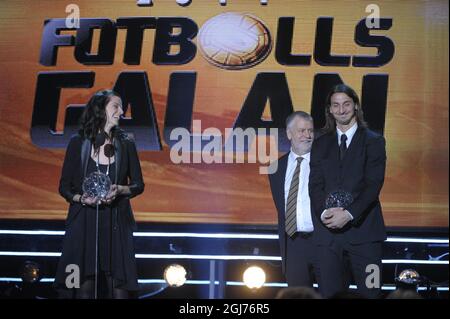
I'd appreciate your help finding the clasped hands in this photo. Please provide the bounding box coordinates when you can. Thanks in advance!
[81,184,122,206]
[321,207,352,229]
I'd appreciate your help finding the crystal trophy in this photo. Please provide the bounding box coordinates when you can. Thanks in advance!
[325,190,353,209]
[82,171,111,201]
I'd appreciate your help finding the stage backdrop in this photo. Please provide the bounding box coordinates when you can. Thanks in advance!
[0,0,448,226]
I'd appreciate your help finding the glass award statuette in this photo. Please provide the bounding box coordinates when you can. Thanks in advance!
[82,171,111,201]
[325,190,353,209]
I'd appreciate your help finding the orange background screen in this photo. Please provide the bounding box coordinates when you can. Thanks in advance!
[0,0,448,227]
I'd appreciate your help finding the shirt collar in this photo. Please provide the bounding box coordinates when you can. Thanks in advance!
[289,149,310,162]
[336,122,358,141]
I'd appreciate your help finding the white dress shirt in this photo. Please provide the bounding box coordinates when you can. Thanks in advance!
[284,150,314,233]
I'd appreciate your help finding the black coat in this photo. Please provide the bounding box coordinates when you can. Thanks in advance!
[309,127,387,245]
[268,153,320,275]
[55,132,144,291]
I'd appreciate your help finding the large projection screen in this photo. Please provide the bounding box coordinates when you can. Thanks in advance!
[0,0,448,227]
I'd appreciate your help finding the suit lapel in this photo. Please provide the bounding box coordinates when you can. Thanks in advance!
[278,154,288,187]
[339,127,364,188]
[275,153,289,269]
[320,133,341,188]
[327,132,340,162]
[81,139,91,179]
[114,137,122,185]
[272,153,289,217]
[343,126,364,161]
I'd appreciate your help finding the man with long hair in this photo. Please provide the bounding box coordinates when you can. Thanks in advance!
[309,84,387,298]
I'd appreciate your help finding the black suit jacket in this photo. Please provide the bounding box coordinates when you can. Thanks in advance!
[268,153,320,274]
[309,127,387,245]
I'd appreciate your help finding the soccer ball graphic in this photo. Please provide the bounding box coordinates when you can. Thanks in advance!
[197,12,272,70]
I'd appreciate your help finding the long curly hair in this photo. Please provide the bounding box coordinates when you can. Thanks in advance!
[79,89,122,147]
[322,84,368,134]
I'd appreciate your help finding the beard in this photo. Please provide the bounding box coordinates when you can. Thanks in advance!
[334,114,355,126]
[292,140,312,154]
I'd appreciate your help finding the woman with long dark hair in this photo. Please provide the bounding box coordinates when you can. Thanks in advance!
[54,89,144,299]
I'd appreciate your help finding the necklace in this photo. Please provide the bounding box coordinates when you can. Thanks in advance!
[94,147,110,176]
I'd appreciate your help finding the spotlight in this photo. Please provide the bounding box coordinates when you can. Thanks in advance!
[395,269,421,291]
[20,261,41,284]
[164,264,187,287]
[243,266,266,289]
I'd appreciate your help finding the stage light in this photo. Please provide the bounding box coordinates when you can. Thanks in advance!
[395,269,421,290]
[19,261,41,284]
[164,264,187,287]
[243,266,266,289]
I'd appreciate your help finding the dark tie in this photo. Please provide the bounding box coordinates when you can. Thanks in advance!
[340,134,348,160]
[285,157,303,237]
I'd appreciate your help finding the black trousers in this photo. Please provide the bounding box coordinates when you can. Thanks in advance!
[316,237,383,299]
[285,232,319,287]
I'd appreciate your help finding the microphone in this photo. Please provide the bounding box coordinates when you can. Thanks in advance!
[104,144,115,158]
[94,132,106,149]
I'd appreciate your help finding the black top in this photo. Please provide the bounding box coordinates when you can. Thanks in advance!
[86,157,116,274]
[55,134,145,291]
[309,127,387,245]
